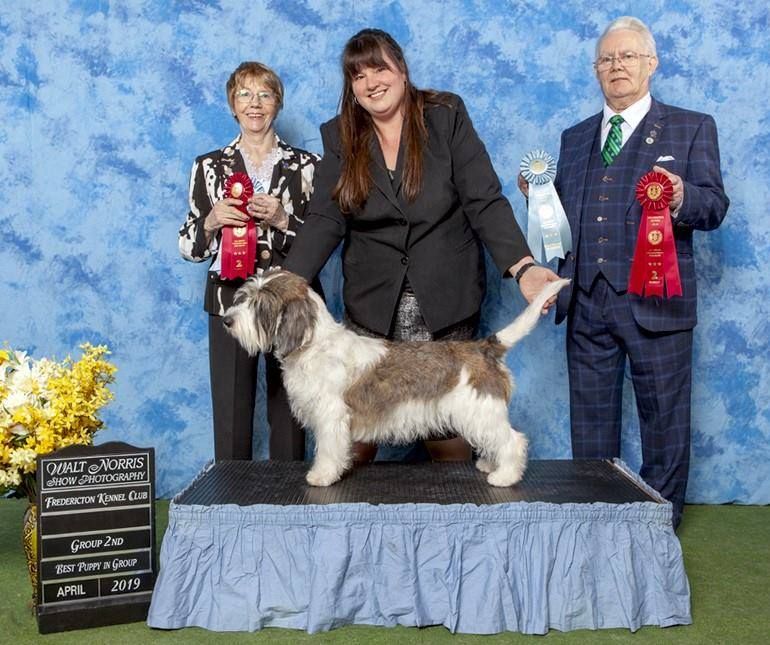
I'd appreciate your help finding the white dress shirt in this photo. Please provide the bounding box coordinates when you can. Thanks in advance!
[599,93,682,216]
[600,93,652,150]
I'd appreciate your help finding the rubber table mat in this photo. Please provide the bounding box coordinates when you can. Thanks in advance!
[175,459,657,506]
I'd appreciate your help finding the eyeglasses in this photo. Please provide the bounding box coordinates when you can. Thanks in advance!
[234,89,277,104]
[594,52,654,72]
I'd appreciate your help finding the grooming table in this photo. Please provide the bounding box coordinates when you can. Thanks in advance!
[147,459,690,634]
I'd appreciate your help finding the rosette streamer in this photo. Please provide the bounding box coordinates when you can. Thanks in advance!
[628,171,682,298]
[520,150,571,262]
[220,172,257,280]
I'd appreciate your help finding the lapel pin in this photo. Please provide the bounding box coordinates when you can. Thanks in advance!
[645,129,658,145]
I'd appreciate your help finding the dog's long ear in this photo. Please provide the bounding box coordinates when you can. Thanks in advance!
[273,292,317,358]
[253,290,281,352]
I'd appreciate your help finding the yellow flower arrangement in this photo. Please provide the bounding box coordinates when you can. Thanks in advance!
[0,343,116,500]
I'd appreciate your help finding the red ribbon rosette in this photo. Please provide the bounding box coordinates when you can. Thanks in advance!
[628,171,682,298]
[219,172,257,280]
[224,173,254,213]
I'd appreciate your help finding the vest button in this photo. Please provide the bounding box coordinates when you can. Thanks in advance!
[601,175,614,183]
[598,195,609,201]
[596,216,603,222]
[598,236,608,243]
[401,256,409,266]
[597,258,605,264]
[260,250,271,260]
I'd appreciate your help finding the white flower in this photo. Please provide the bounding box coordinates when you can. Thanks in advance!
[0,467,21,487]
[9,447,37,471]
[34,358,57,380]
[2,349,35,383]
[2,389,31,411]
[8,360,38,394]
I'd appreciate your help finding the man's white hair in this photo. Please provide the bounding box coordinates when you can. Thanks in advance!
[597,16,657,58]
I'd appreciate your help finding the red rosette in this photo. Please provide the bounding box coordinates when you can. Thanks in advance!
[224,172,254,215]
[635,171,673,211]
[220,172,256,279]
[628,171,682,298]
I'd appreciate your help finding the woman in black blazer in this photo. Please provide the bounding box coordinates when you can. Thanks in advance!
[284,30,558,462]
[179,61,320,462]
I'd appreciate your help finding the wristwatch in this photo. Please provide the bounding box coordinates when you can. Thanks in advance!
[514,262,536,283]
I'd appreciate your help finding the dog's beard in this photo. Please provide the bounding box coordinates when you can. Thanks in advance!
[224,302,273,356]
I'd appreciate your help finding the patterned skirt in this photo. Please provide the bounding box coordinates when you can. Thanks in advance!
[344,289,477,341]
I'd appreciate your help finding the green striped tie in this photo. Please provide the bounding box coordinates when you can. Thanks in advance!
[601,114,624,166]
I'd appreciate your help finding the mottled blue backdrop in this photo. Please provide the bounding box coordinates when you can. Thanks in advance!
[1,1,767,502]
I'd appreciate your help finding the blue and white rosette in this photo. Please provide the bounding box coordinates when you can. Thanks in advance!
[520,150,572,262]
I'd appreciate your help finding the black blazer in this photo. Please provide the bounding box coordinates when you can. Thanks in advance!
[179,135,320,315]
[284,93,530,335]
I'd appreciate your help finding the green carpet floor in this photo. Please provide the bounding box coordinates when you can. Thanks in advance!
[1,500,768,644]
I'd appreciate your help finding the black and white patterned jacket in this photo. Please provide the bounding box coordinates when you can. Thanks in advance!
[179,134,320,315]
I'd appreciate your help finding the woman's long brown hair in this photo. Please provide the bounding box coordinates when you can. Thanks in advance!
[334,29,444,213]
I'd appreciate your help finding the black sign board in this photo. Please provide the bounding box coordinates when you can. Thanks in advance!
[36,442,156,633]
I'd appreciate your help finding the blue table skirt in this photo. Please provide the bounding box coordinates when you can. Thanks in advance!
[147,462,690,634]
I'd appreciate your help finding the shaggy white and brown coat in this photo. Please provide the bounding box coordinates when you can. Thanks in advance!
[223,270,569,487]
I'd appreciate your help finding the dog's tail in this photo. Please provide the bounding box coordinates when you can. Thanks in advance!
[493,278,571,350]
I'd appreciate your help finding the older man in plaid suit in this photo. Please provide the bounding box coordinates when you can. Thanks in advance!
[548,17,729,528]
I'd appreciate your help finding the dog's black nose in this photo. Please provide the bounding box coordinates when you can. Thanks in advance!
[222,316,233,328]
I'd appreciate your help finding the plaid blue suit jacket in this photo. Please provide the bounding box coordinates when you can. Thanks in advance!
[553,98,729,332]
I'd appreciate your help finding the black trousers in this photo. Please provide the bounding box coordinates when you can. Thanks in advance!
[208,314,304,461]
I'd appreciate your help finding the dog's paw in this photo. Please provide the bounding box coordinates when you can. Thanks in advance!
[305,467,341,487]
[475,458,495,474]
[487,467,524,487]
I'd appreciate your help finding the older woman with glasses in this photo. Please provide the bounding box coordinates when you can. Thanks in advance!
[179,61,320,462]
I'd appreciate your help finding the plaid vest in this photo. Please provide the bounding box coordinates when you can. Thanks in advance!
[576,116,648,292]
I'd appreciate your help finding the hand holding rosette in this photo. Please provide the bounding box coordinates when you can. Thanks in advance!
[628,171,682,298]
[519,150,572,262]
[220,172,257,280]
